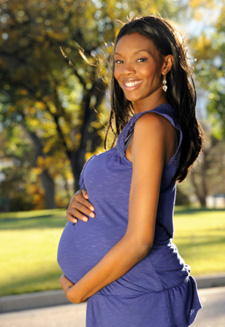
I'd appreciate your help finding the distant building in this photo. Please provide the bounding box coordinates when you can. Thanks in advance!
[206,194,225,208]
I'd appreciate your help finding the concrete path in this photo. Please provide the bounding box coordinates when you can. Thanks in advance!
[194,286,225,327]
[0,303,87,327]
[1,273,225,314]
[0,286,225,327]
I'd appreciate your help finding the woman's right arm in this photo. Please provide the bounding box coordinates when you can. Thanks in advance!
[66,190,95,223]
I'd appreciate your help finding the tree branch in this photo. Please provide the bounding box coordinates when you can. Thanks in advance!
[59,46,87,88]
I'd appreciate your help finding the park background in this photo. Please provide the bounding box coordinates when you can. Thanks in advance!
[0,0,225,297]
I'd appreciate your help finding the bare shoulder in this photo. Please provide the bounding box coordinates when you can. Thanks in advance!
[133,112,171,139]
[131,112,176,165]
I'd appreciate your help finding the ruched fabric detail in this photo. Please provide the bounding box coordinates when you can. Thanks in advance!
[86,276,201,327]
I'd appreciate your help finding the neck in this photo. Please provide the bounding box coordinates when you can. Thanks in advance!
[133,91,168,114]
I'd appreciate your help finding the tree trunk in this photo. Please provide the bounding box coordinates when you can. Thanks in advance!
[45,78,107,193]
[40,169,56,209]
[190,172,206,207]
[22,122,56,209]
[190,149,208,207]
[71,78,107,191]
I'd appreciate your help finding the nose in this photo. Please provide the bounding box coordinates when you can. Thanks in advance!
[122,62,136,75]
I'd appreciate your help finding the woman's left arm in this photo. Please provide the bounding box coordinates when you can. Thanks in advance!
[60,113,169,304]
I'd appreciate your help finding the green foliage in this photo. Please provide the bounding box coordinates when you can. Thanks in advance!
[1,0,224,210]
[188,0,225,138]
[0,0,185,210]
[208,84,225,138]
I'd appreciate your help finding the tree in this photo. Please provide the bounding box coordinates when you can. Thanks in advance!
[1,0,183,210]
[188,0,225,133]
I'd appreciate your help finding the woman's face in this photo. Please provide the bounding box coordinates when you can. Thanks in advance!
[114,33,167,111]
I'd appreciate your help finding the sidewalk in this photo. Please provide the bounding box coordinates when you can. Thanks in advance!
[2,287,225,327]
[1,273,225,314]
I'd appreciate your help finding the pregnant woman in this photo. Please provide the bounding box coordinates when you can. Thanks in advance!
[58,15,203,327]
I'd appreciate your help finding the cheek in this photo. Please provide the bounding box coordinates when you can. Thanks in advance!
[113,67,120,81]
[114,70,123,88]
[143,65,156,76]
[144,66,161,83]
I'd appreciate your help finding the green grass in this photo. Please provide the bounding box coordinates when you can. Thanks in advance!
[0,207,225,296]
[173,207,225,276]
[0,209,66,296]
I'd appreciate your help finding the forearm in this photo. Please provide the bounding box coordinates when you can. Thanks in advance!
[65,234,151,303]
[60,274,74,293]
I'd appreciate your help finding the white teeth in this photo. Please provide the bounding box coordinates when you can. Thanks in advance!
[124,80,141,87]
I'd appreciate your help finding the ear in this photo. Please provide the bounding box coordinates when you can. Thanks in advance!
[161,55,174,75]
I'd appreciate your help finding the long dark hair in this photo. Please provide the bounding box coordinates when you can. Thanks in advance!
[106,15,203,182]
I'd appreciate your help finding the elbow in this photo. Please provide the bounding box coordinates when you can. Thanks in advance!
[66,288,84,304]
[136,242,153,260]
[127,236,153,261]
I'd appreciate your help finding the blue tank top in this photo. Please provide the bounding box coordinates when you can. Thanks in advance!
[58,103,201,327]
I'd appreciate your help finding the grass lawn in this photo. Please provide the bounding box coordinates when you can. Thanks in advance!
[0,207,225,296]
[0,209,66,296]
[173,207,225,276]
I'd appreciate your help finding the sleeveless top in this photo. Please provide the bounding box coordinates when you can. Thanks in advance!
[58,103,202,327]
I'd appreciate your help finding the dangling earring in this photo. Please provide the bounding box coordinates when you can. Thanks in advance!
[162,75,168,92]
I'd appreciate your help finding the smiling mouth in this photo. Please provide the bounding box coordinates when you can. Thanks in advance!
[124,80,142,88]
[122,80,143,92]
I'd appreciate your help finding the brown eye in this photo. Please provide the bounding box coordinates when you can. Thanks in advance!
[115,59,124,64]
[137,58,147,63]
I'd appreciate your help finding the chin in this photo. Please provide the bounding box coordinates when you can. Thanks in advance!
[124,94,141,102]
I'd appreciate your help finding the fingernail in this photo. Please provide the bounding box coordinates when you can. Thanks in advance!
[90,206,94,211]
[73,219,77,223]
[90,212,95,218]
[83,217,88,222]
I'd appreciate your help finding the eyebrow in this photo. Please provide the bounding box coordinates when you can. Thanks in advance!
[114,49,150,56]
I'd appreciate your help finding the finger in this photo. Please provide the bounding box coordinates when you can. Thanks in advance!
[70,207,93,221]
[67,209,89,222]
[82,189,89,199]
[74,192,95,212]
[75,202,95,218]
[67,212,78,224]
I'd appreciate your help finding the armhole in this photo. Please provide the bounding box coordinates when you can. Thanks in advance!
[149,112,182,167]
[124,130,134,151]
[163,119,182,168]
[123,111,183,167]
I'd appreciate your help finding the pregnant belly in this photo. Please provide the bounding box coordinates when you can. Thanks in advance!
[58,220,189,295]
[57,219,125,284]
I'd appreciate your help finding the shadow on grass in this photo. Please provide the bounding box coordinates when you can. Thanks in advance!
[2,214,65,221]
[1,207,225,230]
[174,233,225,248]
[0,267,62,296]
[174,207,225,215]
[0,216,67,231]
[0,209,66,220]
